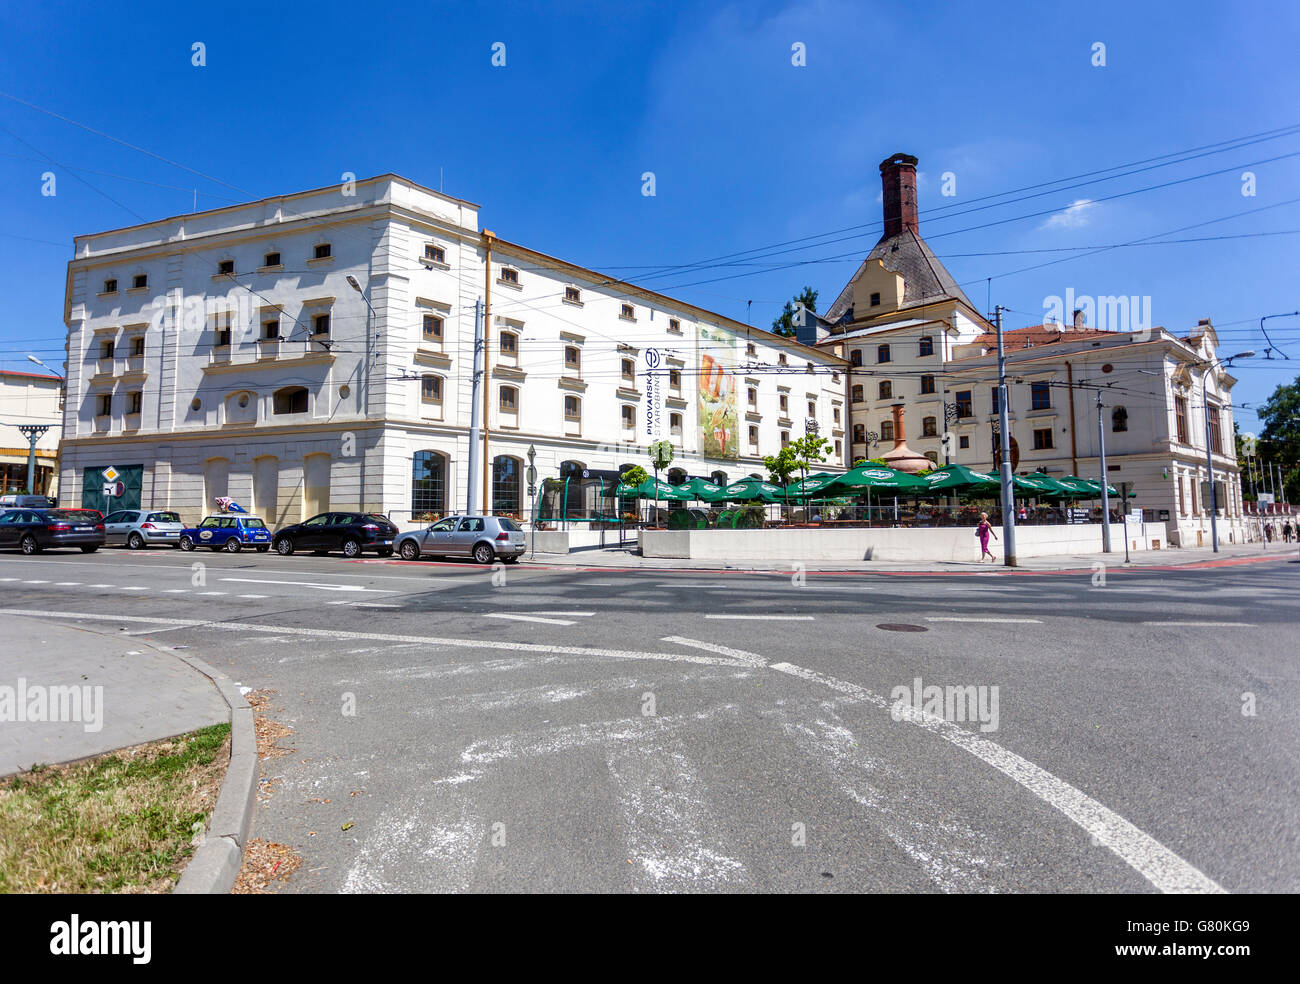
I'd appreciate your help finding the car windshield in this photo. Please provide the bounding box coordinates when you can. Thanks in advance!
[366,514,393,525]
[497,518,522,532]
[149,512,181,523]
[241,518,267,529]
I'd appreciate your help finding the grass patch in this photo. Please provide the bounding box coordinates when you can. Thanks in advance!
[0,723,231,893]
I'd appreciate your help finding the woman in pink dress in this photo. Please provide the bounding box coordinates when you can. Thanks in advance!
[977,512,997,562]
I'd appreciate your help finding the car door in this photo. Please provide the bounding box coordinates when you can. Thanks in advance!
[296,513,330,549]
[425,517,459,556]
[453,517,485,556]
[325,513,356,550]
[195,516,222,547]
[103,510,131,545]
[0,511,22,548]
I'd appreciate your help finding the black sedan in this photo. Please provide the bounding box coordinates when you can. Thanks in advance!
[272,512,398,558]
[0,508,105,554]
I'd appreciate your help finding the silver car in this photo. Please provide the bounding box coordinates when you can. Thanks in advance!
[394,515,527,564]
[102,508,186,549]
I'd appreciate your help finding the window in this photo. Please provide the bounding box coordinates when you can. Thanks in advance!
[851,384,864,403]
[747,386,757,407]
[97,394,112,416]
[214,317,232,347]
[1175,396,1189,444]
[669,369,681,392]
[424,244,445,263]
[780,431,790,447]
[881,420,895,442]
[922,416,937,437]
[959,435,969,449]
[919,336,934,357]
[834,441,841,457]
[877,344,890,363]
[273,386,309,415]
[833,406,841,424]
[262,319,279,340]
[1179,475,1186,516]
[492,456,521,516]
[955,390,972,417]
[564,395,581,420]
[748,425,758,447]
[621,358,635,381]
[263,251,280,268]
[620,304,635,321]
[499,385,517,411]
[103,278,117,293]
[878,381,892,400]
[1033,428,1054,450]
[991,387,1000,415]
[499,267,519,285]
[421,375,442,405]
[500,330,517,356]
[746,342,757,357]
[422,314,443,343]
[412,450,447,518]
[130,336,145,357]
[564,286,582,304]
[853,424,865,443]
[850,349,862,367]
[870,292,881,307]
[132,274,147,290]
[779,394,789,413]
[920,374,935,394]
[312,313,330,337]
[313,243,331,260]
[1031,382,1051,410]
[1208,406,1223,454]
[1112,406,1128,433]
[671,413,683,438]
[218,259,234,275]
[668,318,681,333]
[621,405,635,429]
[564,346,580,373]
[127,391,142,414]
[778,353,788,366]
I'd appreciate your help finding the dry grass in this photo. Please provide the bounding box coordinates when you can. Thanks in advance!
[0,724,231,893]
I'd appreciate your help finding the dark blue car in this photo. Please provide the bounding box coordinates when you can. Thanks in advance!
[179,514,272,553]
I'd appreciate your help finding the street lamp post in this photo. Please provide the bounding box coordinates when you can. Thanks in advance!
[526,444,537,560]
[1202,350,1255,552]
[21,355,64,500]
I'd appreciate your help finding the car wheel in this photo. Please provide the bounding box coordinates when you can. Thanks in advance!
[342,538,362,558]
[180,536,196,551]
[256,545,270,553]
[399,540,420,561]
[225,538,242,553]
[80,545,99,553]
[275,538,294,556]
[472,542,494,565]
[127,532,145,550]
[20,535,39,555]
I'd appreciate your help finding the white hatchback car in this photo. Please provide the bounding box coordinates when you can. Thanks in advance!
[102,508,186,549]
[394,515,527,564]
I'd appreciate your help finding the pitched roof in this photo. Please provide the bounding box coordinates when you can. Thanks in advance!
[825,227,973,323]
[962,324,1115,353]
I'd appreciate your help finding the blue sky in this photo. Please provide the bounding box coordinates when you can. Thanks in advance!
[2,0,1298,433]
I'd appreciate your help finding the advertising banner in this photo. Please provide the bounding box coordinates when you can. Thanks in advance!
[697,325,738,460]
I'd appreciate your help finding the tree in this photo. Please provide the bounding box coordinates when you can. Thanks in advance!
[771,287,819,337]
[1256,376,1300,502]
[645,440,675,527]
[763,445,799,522]
[619,465,649,487]
[786,434,830,518]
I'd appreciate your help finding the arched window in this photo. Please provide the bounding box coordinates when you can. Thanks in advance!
[853,423,866,443]
[273,386,308,415]
[850,349,862,367]
[881,419,895,442]
[412,450,448,520]
[878,380,892,399]
[667,468,687,485]
[492,455,522,517]
[924,451,939,464]
[559,460,586,477]
[922,416,937,437]
[1112,405,1128,433]
[710,470,728,486]
[851,384,864,402]
[877,344,891,364]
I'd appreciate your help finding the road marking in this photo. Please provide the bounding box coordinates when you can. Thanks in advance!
[0,577,18,582]
[353,602,400,609]
[23,580,50,584]
[925,617,1042,624]
[485,613,576,626]
[161,589,189,594]
[1141,620,1255,627]
[54,582,82,586]
[521,610,594,617]
[88,583,113,588]
[767,661,1224,895]
[198,591,227,596]
[704,614,815,621]
[237,594,269,599]
[219,577,394,593]
[662,636,766,667]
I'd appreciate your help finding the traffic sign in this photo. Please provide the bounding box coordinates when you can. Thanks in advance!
[102,466,120,482]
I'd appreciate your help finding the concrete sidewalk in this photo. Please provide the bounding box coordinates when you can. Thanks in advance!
[0,615,229,776]
[524,540,1294,573]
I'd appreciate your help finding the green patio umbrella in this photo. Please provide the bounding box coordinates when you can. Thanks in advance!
[679,477,727,501]
[1011,473,1069,497]
[1063,476,1122,498]
[827,464,929,492]
[919,464,1000,495]
[783,472,845,497]
[617,478,692,501]
[718,478,787,502]
[1047,476,1098,499]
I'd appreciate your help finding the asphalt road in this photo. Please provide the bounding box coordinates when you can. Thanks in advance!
[2,547,1297,893]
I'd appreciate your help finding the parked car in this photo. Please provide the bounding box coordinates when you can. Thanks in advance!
[0,494,56,509]
[394,515,526,564]
[179,514,272,552]
[272,512,399,558]
[0,507,105,553]
[103,508,185,549]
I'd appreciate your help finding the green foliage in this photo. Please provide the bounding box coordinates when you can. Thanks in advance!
[1257,375,1300,501]
[737,501,766,528]
[620,465,649,487]
[788,434,830,473]
[770,287,819,337]
[646,440,675,470]
[763,446,798,485]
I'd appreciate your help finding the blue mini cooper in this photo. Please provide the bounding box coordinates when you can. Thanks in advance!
[179,514,272,552]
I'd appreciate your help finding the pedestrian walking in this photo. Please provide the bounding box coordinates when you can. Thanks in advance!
[977,512,998,562]
[1284,521,1294,543]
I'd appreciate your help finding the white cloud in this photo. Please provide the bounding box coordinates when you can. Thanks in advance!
[1041,198,1096,229]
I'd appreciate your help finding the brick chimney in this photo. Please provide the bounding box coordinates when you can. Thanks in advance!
[880,153,919,237]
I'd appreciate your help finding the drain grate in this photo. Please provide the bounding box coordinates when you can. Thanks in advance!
[875,623,929,632]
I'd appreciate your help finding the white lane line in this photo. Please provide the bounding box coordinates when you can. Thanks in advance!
[0,608,745,668]
[521,610,594,617]
[1141,620,1255,627]
[161,589,189,594]
[704,614,815,621]
[88,583,113,588]
[23,580,50,584]
[237,594,269,599]
[485,613,576,626]
[219,577,394,594]
[926,617,1042,624]
[198,591,227,596]
[0,577,18,582]
[354,603,399,609]
[122,624,194,637]
[662,636,766,667]
[768,661,1224,895]
[54,582,82,586]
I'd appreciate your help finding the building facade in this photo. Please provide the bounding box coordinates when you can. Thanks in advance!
[0,369,62,497]
[59,175,847,524]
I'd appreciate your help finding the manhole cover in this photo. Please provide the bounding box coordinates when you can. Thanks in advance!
[875,623,928,632]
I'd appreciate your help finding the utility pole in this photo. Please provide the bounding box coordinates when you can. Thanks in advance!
[1097,390,1112,553]
[994,305,1016,566]
[467,298,484,514]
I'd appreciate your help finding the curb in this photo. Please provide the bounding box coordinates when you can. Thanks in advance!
[170,652,259,895]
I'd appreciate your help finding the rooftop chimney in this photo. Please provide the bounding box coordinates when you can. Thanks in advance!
[1072,308,1086,329]
[880,153,919,238]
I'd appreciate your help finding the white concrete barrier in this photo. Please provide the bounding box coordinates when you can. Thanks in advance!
[638,523,1167,562]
